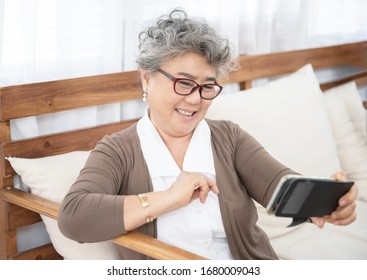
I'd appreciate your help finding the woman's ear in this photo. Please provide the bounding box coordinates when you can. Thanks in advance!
[139,70,150,91]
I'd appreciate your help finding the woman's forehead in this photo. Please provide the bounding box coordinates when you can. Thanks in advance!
[162,53,217,78]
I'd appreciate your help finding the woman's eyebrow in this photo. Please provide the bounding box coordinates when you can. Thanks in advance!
[177,72,217,82]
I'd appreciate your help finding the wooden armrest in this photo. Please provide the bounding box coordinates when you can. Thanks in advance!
[0,188,59,219]
[0,188,206,260]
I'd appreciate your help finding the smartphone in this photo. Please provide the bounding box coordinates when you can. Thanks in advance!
[266,174,354,218]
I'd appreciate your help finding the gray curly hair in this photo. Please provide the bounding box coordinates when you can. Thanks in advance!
[137,8,238,78]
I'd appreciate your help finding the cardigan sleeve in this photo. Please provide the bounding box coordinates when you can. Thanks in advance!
[58,124,156,243]
[58,135,128,243]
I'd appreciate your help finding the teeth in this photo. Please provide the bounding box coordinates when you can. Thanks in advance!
[176,109,194,116]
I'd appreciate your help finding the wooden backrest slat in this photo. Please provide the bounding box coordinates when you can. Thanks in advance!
[320,71,367,91]
[0,71,141,121]
[3,119,137,177]
[224,41,367,85]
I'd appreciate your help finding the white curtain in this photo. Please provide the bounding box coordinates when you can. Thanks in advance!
[237,0,367,54]
[2,0,367,140]
[1,0,127,139]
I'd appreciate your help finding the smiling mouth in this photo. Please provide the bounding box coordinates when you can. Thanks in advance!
[175,108,197,117]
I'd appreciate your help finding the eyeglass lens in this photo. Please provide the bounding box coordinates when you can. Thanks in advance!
[174,79,221,99]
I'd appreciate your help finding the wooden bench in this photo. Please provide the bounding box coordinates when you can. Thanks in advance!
[1,41,366,260]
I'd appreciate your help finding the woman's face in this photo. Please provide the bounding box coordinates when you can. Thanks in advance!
[140,52,217,139]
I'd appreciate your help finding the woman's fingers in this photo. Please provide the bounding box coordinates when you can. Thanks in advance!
[310,217,326,228]
[331,171,347,182]
[327,185,357,226]
[338,185,358,207]
[310,184,358,228]
[171,172,220,207]
[195,174,220,203]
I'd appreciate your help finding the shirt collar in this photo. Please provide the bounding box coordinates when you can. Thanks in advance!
[137,108,215,177]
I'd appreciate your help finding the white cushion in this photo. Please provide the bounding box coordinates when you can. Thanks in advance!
[323,82,367,201]
[207,64,342,238]
[207,64,341,178]
[7,151,121,260]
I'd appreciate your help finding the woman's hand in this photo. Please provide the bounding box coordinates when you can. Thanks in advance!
[167,171,220,209]
[123,172,219,231]
[311,171,358,228]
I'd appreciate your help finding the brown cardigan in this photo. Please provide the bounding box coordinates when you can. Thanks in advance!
[58,119,295,259]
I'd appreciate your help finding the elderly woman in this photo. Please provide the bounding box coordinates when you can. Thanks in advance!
[58,9,357,260]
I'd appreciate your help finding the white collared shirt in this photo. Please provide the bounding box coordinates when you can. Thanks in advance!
[137,110,233,259]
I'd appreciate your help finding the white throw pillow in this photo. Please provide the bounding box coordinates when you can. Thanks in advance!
[7,151,121,260]
[207,64,341,177]
[323,82,367,201]
[206,64,342,238]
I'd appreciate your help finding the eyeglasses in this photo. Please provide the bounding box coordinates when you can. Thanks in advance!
[158,68,223,100]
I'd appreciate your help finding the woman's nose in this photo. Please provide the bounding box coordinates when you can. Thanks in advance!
[184,87,202,104]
